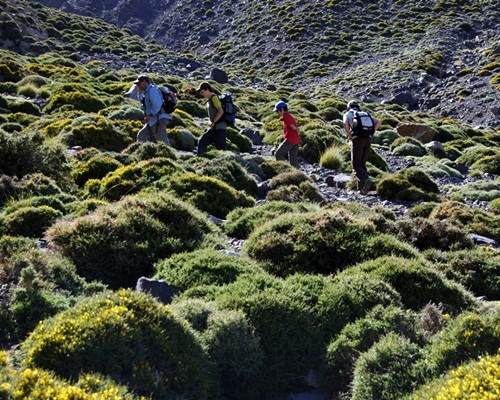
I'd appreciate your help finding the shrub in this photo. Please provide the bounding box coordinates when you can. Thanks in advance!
[408,351,500,400]
[18,290,218,399]
[244,208,378,276]
[224,200,319,239]
[168,173,255,219]
[171,300,265,400]
[46,191,225,288]
[425,311,500,377]
[72,155,123,186]
[347,256,477,313]
[392,216,473,251]
[423,247,500,300]
[319,143,346,170]
[195,157,259,197]
[260,160,296,179]
[153,249,259,292]
[377,167,439,201]
[4,205,63,238]
[351,333,426,400]
[321,305,421,398]
[266,179,325,203]
[44,89,106,113]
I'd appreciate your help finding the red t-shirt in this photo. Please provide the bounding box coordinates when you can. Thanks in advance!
[282,112,300,144]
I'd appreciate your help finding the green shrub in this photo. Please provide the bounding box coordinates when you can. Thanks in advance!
[267,179,325,203]
[351,333,426,400]
[423,247,500,300]
[393,142,427,156]
[72,155,123,186]
[168,173,255,219]
[392,216,473,251]
[377,167,439,201]
[299,124,340,163]
[346,256,476,313]
[260,160,296,179]
[319,143,346,170]
[3,195,67,215]
[171,300,265,400]
[244,208,378,276]
[4,205,62,238]
[321,305,421,398]
[195,157,258,197]
[227,128,253,152]
[18,289,218,399]
[153,249,259,292]
[445,180,500,202]
[425,311,500,377]
[46,191,225,288]
[45,89,106,113]
[224,201,319,239]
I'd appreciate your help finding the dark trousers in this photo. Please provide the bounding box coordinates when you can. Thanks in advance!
[197,128,226,155]
[276,140,299,168]
[351,136,371,190]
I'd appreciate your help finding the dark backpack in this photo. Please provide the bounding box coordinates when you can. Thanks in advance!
[352,110,375,137]
[158,86,177,114]
[212,93,236,126]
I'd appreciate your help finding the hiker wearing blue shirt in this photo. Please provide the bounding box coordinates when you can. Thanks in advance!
[135,75,171,145]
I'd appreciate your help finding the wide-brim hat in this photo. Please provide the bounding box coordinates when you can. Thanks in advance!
[133,74,150,84]
[196,81,212,92]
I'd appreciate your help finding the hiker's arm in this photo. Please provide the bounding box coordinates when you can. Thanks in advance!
[290,123,300,134]
[211,107,224,128]
[373,117,382,131]
[344,121,353,140]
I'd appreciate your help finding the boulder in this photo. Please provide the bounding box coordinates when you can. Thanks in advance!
[240,128,263,145]
[136,277,178,304]
[210,67,228,83]
[396,123,437,143]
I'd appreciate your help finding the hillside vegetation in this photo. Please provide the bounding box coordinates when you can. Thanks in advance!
[1,0,500,399]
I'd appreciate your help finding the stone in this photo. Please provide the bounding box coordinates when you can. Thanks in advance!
[396,123,437,143]
[210,67,228,83]
[240,128,263,145]
[135,277,178,304]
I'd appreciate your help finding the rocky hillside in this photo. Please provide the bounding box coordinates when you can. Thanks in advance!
[24,0,500,127]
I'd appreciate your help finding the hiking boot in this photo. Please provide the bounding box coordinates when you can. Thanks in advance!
[360,178,373,195]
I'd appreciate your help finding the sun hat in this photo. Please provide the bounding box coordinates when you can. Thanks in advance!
[133,74,150,84]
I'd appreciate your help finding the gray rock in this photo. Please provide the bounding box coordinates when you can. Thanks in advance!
[210,67,228,83]
[135,277,178,304]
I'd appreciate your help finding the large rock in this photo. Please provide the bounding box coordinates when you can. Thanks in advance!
[210,67,228,83]
[395,123,437,143]
[136,277,178,304]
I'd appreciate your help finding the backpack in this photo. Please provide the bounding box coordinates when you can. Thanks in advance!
[351,110,375,137]
[158,86,177,114]
[212,93,236,126]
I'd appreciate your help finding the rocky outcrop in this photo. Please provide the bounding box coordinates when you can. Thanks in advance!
[395,123,437,143]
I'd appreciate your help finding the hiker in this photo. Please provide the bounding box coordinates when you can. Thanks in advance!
[273,100,301,168]
[343,100,381,195]
[135,74,171,145]
[196,81,227,155]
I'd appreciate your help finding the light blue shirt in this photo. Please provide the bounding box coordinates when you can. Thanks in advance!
[138,84,170,126]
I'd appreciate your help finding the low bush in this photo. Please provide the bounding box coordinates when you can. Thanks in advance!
[351,333,426,400]
[46,191,225,288]
[224,200,319,239]
[319,143,347,170]
[321,305,421,398]
[260,160,296,179]
[4,205,62,238]
[345,256,477,313]
[392,216,473,251]
[72,154,123,186]
[377,167,439,201]
[18,290,218,399]
[167,173,255,219]
[266,179,326,203]
[423,247,500,300]
[425,311,500,377]
[153,249,260,292]
[244,208,378,276]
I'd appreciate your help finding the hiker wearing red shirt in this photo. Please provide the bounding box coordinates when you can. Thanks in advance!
[273,101,301,168]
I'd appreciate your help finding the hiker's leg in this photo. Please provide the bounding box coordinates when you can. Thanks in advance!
[197,128,214,155]
[213,129,227,150]
[152,118,171,146]
[137,124,152,142]
[351,137,369,190]
[289,144,299,168]
[275,140,294,162]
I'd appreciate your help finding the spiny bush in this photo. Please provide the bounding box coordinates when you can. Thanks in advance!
[0,360,140,399]
[193,157,259,197]
[351,333,426,400]
[72,154,123,187]
[392,216,473,251]
[244,208,388,277]
[424,311,500,378]
[445,179,500,202]
[423,247,500,300]
[266,178,326,203]
[171,300,265,400]
[321,305,421,398]
[3,205,63,238]
[408,350,500,399]
[345,256,477,313]
[17,289,218,399]
[44,88,106,113]
[122,141,177,161]
[153,249,260,292]
[60,114,133,151]
[167,173,255,219]
[46,191,225,288]
[224,200,319,239]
